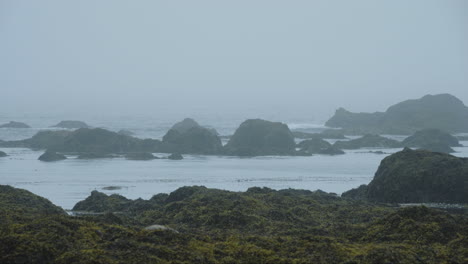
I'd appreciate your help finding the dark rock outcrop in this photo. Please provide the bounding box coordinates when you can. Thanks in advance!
[52,120,89,129]
[0,151,7,157]
[326,94,468,134]
[161,122,223,155]
[168,153,183,160]
[53,128,160,153]
[0,121,30,128]
[125,152,157,160]
[0,128,162,154]
[72,191,133,212]
[38,150,67,162]
[224,119,296,156]
[402,129,460,153]
[344,148,468,203]
[333,134,402,149]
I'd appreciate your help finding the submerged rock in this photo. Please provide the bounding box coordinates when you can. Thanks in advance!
[0,151,7,157]
[326,94,468,134]
[77,152,115,159]
[125,152,157,160]
[52,120,89,129]
[334,134,402,149]
[344,148,468,203]
[292,129,346,140]
[224,119,296,156]
[143,224,178,233]
[0,121,30,128]
[402,129,460,153]
[38,150,67,162]
[168,153,183,160]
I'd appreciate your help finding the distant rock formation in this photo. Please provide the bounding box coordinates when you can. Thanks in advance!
[0,121,30,128]
[401,129,460,153]
[333,134,402,149]
[125,152,157,160]
[224,119,296,156]
[52,120,89,129]
[38,150,67,162]
[161,119,223,155]
[342,148,468,203]
[326,94,468,134]
[296,138,344,155]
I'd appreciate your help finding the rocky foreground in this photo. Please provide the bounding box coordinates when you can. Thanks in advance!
[1,149,467,263]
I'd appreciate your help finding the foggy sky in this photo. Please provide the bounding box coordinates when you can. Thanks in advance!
[1,0,467,122]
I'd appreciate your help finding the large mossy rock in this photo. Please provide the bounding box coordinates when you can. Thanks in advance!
[224,119,296,156]
[326,94,468,134]
[333,134,402,149]
[0,185,64,216]
[52,120,89,129]
[38,150,67,162]
[402,129,460,153]
[161,119,223,155]
[344,148,468,203]
[0,121,30,128]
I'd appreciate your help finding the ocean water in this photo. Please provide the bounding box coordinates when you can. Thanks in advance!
[1,115,467,209]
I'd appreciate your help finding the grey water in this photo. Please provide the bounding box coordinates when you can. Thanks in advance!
[1,114,467,209]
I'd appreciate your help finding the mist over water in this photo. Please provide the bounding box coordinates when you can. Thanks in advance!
[1,0,468,209]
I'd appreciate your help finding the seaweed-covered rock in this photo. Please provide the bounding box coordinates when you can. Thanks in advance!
[402,129,460,153]
[366,148,468,203]
[0,121,30,128]
[0,185,64,216]
[125,152,157,160]
[72,191,132,212]
[168,153,183,160]
[38,150,67,162]
[0,151,7,157]
[161,126,223,155]
[224,119,296,156]
[52,120,89,129]
[326,94,468,134]
[333,134,402,149]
